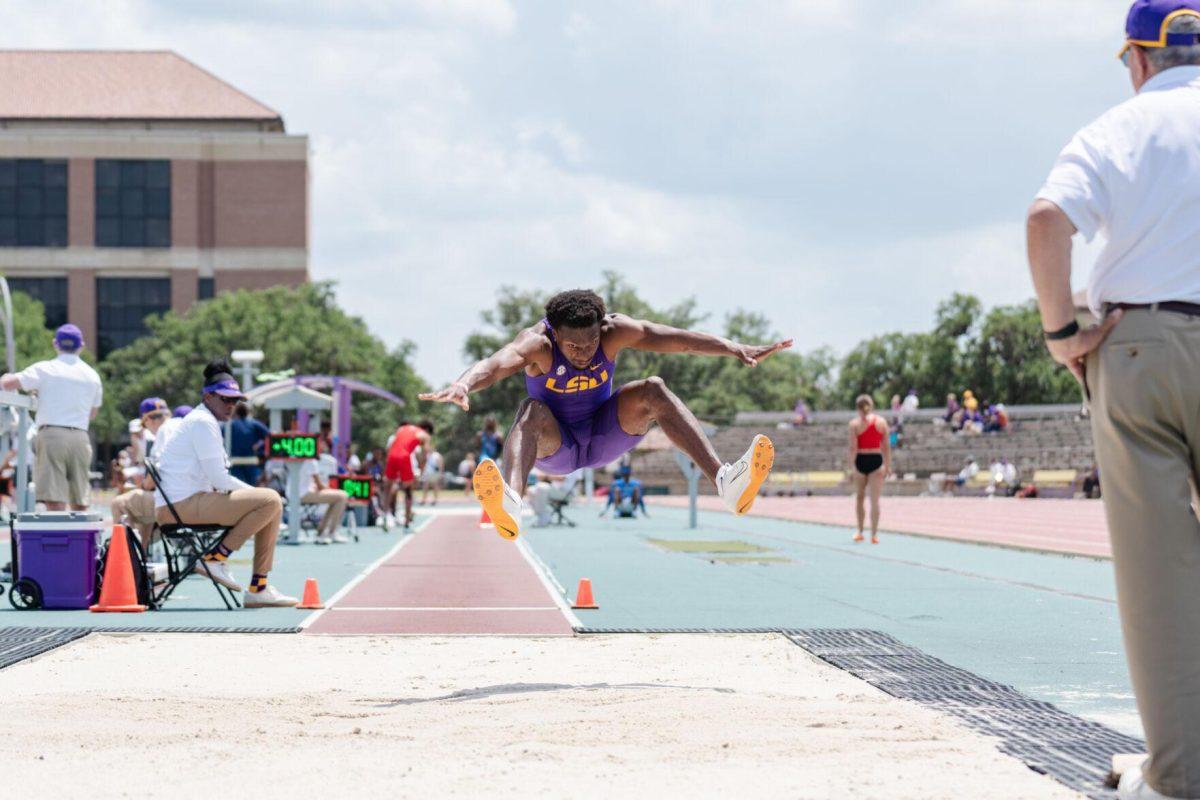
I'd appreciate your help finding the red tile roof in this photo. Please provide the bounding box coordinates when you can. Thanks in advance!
[0,50,282,125]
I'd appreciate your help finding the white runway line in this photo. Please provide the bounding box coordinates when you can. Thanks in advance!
[329,606,560,612]
[297,516,433,630]
[517,537,583,629]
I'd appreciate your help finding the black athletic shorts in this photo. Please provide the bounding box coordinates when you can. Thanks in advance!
[855,453,883,475]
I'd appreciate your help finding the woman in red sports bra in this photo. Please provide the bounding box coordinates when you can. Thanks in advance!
[847,394,891,544]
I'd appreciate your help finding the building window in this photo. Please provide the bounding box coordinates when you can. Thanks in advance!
[0,159,68,247]
[96,277,170,358]
[198,277,214,300]
[95,159,170,248]
[6,277,68,330]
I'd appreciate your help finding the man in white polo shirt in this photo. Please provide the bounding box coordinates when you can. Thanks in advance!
[1027,3,1200,797]
[154,358,296,608]
[0,324,102,511]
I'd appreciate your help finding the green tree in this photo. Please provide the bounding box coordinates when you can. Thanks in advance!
[96,283,428,449]
[5,290,56,369]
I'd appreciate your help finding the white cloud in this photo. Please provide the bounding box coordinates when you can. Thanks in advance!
[1,0,1128,387]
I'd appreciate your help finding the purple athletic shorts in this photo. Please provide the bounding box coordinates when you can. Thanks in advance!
[535,390,644,475]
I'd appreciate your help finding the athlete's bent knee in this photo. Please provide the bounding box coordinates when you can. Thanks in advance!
[514,397,553,426]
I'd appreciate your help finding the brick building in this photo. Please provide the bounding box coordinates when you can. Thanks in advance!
[0,50,309,357]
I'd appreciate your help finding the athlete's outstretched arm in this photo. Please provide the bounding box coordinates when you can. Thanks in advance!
[418,329,546,410]
[607,314,792,365]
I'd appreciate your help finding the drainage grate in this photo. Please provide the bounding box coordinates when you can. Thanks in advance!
[577,626,1142,799]
[785,629,1144,800]
[0,627,90,670]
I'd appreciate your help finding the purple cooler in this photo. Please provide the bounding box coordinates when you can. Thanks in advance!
[14,512,103,609]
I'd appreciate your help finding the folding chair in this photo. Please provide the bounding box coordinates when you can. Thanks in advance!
[144,460,240,610]
[547,494,576,528]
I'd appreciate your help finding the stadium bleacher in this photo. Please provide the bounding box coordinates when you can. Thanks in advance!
[631,404,1094,496]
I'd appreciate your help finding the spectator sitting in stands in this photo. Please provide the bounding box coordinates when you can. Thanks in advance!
[962,389,979,414]
[1082,464,1101,499]
[902,389,920,416]
[792,398,811,426]
[942,455,980,494]
[940,393,960,426]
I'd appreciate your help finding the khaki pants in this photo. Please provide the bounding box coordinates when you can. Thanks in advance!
[111,488,156,551]
[35,426,91,506]
[301,489,349,535]
[1087,308,1200,798]
[156,489,282,575]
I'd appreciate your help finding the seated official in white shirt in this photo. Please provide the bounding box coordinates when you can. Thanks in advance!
[299,437,350,545]
[0,323,102,511]
[153,358,297,608]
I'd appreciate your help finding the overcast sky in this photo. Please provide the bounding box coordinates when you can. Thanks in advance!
[6,0,1131,383]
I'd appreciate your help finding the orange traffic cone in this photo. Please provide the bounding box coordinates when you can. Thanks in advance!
[479,508,494,528]
[297,577,324,609]
[572,577,599,609]
[90,525,147,613]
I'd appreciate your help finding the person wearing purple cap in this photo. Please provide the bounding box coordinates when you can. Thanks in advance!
[1028,3,1200,796]
[0,323,102,511]
[172,405,192,419]
[152,358,296,607]
[111,397,174,550]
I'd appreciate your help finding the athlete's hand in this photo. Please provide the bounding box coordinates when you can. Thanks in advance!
[418,382,470,411]
[734,339,793,367]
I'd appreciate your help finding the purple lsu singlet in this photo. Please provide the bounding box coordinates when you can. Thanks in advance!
[523,318,644,474]
[525,319,616,426]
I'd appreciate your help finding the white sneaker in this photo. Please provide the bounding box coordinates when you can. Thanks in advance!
[243,584,299,608]
[384,513,396,528]
[472,458,524,540]
[716,434,775,515]
[1119,763,1185,799]
[331,532,351,544]
[191,559,244,592]
[314,534,332,545]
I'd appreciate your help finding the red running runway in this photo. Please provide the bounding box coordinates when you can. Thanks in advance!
[655,495,1112,559]
[304,513,575,635]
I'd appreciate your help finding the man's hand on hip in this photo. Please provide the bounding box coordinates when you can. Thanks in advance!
[1046,310,1124,380]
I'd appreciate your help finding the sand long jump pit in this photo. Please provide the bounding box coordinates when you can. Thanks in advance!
[1,632,1081,799]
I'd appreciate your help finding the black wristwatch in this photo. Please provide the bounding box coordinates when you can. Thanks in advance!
[1043,320,1080,341]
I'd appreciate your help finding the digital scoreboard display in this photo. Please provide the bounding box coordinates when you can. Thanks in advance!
[329,474,374,505]
[266,432,319,461]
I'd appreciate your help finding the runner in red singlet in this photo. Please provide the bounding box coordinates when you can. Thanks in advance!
[384,419,433,529]
[847,394,890,543]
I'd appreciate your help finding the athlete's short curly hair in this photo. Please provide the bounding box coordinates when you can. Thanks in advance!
[545,289,606,330]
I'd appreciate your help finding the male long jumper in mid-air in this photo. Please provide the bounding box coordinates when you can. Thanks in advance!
[420,289,792,539]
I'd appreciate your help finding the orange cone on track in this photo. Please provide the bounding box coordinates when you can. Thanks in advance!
[572,577,599,609]
[90,525,147,613]
[479,509,494,528]
[297,577,324,609]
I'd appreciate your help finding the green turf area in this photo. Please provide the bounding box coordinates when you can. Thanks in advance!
[644,538,774,554]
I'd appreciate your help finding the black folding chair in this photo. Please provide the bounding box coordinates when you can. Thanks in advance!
[144,460,240,610]
[548,495,576,528]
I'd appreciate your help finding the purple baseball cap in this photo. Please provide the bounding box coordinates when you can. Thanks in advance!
[138,397,168,417]
[202,376,247,400]
[1121,1,1200,57]
[54,323,83,352]
[172,405,193,418]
